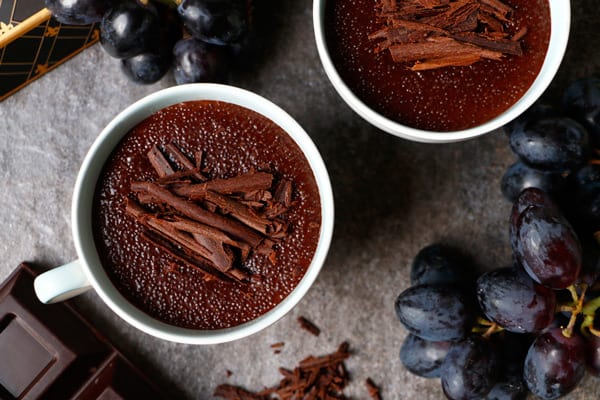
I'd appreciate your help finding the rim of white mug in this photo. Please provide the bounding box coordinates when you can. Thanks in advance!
[72,83,335,344]
[313,0,571,143]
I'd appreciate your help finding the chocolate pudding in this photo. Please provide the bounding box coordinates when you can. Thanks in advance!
[92,101,321,330]
[325,0,551,132]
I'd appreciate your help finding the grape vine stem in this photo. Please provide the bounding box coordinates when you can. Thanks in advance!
[471,317,503,337]
[581,295,600,338]
[562,283,587,338]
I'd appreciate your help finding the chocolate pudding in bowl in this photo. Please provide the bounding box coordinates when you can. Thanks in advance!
[313,0,570,142]
[33,84,334,344]
[93,100,321,330]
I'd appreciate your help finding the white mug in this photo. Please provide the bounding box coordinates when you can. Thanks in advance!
[313,0,571,143]
[34,84,335,345]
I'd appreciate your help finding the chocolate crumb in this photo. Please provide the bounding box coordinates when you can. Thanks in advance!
[366,378,382,400]
[297,316,321,336]
[270,342,285,349]
[226,370,233,378]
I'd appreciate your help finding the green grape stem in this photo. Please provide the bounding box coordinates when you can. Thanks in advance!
[562,284,587,338]
[580,294,600,338]
[471,316,503,337]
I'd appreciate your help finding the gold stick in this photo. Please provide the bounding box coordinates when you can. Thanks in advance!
[0,8,53,48]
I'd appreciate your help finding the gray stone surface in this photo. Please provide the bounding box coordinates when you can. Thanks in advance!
[1,0,600,399]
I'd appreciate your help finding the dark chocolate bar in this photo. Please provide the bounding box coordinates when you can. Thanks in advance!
[0,263,166,400]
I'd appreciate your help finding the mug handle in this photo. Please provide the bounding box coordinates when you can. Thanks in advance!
[34,260,92,304]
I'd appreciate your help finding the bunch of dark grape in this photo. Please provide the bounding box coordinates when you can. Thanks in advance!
[45,0,253,84]
[397,228,600,399]
[396,77,600,400]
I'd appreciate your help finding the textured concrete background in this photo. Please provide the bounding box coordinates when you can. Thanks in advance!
[1,0,600,398]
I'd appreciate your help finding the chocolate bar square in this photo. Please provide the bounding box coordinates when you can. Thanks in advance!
[0,264,165,399]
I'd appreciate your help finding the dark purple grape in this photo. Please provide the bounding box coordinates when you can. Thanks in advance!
[121,53,171,84]
[524,327,586,400]
[178,0,248,45]
[476,267,556,333]
[562,77,600,139]
[509,117,590,172]
[399,333,450,378]
[46,0,112,24]
[587,334,600,376]
[501,161,566,202]
[441,336,498,400]
[509,188,561,252]
[394,284,473,341]
[514,205,582,289]
[410,244,466,286]
[100,2,160,59]
[173,38,228,84]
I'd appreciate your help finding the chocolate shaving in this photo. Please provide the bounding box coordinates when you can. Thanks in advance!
[132,182,264,248]
[297,316,321,337]
[511,26,528,42]
[480,0,512,18]
[141,230,225,282]
[126,144,295,283]
[126,202,248,280]
[204,190,278,235]
[214,343,352,400]
[171,171,274,199]
[147,145,175,178]
[388,36,503,63]
[410,53,482,70]
[452,32,522,55]
[366,378,382,400]
[273,179,293,208]
[370,0,527,70]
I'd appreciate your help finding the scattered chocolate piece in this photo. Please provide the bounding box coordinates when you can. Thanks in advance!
[226,370,233,378]
[369,0,527,70]
[214,342,351,400]
[366,378,383,400]
[126,144,294,282]
[271,342,285,354]
[297,316,321,337]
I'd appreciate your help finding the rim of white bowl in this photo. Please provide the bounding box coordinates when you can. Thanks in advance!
[313,0,571,143]
[72,84,335,344]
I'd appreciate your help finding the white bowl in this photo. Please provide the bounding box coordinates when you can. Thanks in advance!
[313,0,571,143]
[34,84,335,344]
